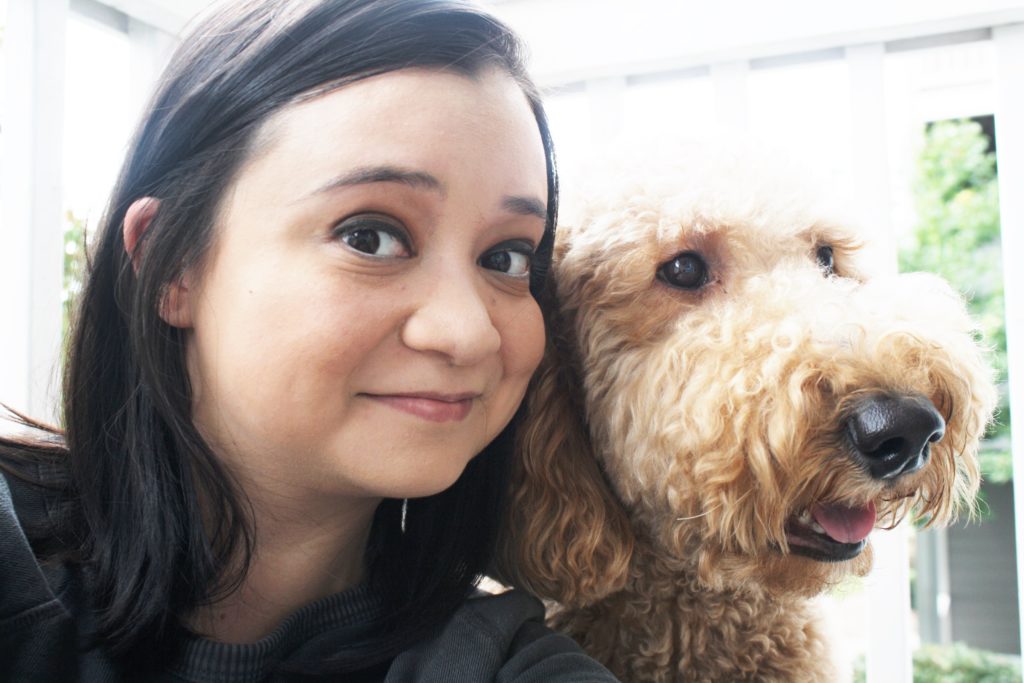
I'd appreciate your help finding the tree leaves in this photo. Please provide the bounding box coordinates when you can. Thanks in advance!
[898,119,1011,482]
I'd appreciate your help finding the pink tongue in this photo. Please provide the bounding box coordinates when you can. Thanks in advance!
[811,501,877,544]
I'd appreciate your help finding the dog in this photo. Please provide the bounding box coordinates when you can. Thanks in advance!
[496,144,997,682]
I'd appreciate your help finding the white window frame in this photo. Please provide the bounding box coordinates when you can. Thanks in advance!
[0,0,175,423]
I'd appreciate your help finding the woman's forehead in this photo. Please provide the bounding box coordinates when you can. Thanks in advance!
[250,67,533,157]
[233,67,547,203]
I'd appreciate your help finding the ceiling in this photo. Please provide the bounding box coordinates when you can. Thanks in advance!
[94,0,517,34]
[96,0,1024,84]
[94,0,510,34]
[95,0,214,34]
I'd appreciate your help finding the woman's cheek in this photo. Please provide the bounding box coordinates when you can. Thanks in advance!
[508,300,546,384]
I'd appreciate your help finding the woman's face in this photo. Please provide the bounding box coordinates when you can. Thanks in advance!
[175,67,547,503]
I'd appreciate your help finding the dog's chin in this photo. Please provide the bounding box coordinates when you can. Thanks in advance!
[739,542,873,596]
[707,539,873,597]
[720,507,878,595]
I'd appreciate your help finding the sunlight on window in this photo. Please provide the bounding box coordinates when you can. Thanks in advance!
[747,57,854,186]
[623,73,716,143]
[63,11,133,228]
[1,0,8,233]
[543,88,593,194]
[884,40,997,243]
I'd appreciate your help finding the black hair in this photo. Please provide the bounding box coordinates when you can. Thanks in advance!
[0,0,557,673]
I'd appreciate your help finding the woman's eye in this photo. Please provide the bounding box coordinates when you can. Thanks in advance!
[334,216,410,258]
[480,241,534,278]
[816,245,835,276]
[658,252,708,290]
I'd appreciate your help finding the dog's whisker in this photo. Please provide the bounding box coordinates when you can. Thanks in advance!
[676,502,722,522]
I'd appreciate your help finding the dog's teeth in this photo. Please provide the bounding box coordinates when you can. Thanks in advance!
[795,510,826,534]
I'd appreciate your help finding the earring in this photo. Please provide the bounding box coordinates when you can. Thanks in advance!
[400,498,409,534]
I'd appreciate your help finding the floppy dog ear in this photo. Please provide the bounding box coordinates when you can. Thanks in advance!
[495,309,635,606]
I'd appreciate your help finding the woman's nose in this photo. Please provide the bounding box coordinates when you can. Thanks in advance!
[400,275,501,366]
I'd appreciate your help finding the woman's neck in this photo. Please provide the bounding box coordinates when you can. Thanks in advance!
[188,492,380,644]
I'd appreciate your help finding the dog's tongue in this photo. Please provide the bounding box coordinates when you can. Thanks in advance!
[811,501,877,544]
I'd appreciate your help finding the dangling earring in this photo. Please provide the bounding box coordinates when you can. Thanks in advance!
[400,498,409,534]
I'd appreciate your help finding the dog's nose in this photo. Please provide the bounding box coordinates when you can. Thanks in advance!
[846,394,945,480]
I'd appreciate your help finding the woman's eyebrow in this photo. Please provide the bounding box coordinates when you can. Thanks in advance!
[302,166,545,220]
[502,195,546,220]
[305,165,445,199]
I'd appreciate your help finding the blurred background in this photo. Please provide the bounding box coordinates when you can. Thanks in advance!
[1,1,1022,681]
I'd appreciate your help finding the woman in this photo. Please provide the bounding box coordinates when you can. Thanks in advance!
[0,0,618,680]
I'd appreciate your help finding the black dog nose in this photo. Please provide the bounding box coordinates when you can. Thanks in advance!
[847,394,945,480]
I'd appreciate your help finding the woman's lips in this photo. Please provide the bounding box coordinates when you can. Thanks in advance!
[362,393,477,422]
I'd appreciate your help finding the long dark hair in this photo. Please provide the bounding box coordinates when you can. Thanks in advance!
[0,0,557,671]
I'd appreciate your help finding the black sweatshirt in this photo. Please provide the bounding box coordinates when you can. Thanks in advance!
[0,472,618,682]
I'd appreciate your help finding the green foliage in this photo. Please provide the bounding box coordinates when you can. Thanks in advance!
[898,120,1011,483]
[853,643,1022,683]
[63,210,88,337]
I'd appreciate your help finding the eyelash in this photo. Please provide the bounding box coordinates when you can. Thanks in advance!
[479,240,535,279]
[332,213,535,278]
[332,214,412,259]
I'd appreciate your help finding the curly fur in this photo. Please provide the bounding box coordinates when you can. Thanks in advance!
[495,144,998,683]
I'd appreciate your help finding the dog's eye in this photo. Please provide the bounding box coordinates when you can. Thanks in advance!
[816,246,835,277]
[658,252,708,290]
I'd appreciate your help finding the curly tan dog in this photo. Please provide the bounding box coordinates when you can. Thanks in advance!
[496,148,997,682]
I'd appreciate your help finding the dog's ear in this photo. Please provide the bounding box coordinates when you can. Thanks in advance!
[495,300,635,606]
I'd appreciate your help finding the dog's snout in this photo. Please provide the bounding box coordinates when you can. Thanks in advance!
[846,394,945,480]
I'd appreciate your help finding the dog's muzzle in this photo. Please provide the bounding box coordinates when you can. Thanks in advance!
[846,393,946,480]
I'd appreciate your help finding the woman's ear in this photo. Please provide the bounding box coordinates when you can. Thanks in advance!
[123,197,159,271]
[123,197,194,329]
[158,274,195,329]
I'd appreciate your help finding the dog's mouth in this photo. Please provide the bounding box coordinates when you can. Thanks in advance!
[784,500,877,562]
